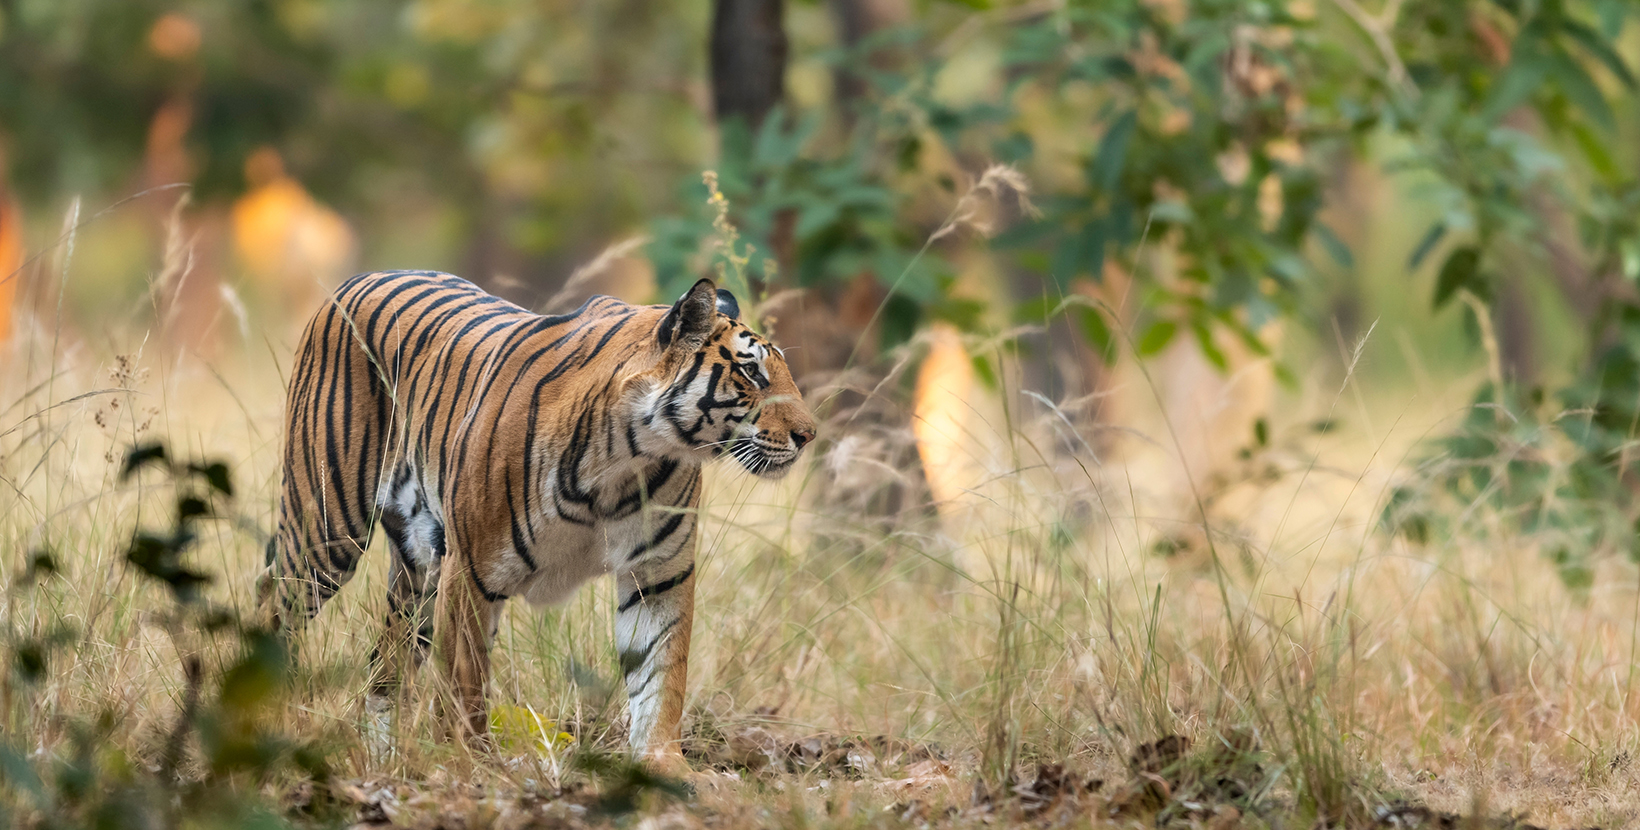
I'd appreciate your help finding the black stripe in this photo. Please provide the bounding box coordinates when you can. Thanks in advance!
[619,564,694,613]
[468,563,505,603]
[606,458,678,519]
[619,617,680,679]
[505,464,538,571]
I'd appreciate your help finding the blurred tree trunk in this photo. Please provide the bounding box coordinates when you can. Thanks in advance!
[144,97,228,358]
[710,0,787,130]
[829,0,906,112]
[711,0,792,289]
[709,0,936,534]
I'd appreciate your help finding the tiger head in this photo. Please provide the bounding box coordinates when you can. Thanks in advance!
[635,278,817,478]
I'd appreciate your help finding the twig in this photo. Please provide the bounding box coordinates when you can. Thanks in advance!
[1331,0,1418,99]
[1459,291,1504,413]
[159,655,204,782]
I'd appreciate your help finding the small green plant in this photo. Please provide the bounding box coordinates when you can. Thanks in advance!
[1384,342,1640,588]
[701,169,775,325]
[571,748,690,817]
[0,441,336,829]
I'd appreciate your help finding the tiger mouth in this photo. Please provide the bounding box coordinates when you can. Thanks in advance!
[729,440,801,478]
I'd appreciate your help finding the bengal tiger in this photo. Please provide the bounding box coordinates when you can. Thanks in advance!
[258,270,816,772]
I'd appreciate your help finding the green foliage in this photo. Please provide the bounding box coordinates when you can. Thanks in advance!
[1377,1,1640,586]
[8,0,1633,391]
[0,0,708,264]
[1385,335,1640,586]
[0,442,334,829]
[650,1,1371,360]
[993,2,1345,342]
[649,106,932,340]
[571,749,690,816]
[1432,246,1484,308]
[1395,1,1640,306]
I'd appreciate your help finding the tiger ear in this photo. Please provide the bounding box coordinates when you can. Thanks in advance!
[715,288,741,320]
[658,278,718,351]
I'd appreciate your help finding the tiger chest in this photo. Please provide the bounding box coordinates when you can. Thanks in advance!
[513,523,608,606]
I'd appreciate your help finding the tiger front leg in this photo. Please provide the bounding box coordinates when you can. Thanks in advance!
[615,557,696,774]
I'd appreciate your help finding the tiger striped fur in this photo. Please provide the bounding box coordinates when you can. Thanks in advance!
[258,270,815,771]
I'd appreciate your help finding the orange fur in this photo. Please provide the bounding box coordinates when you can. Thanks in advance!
[260,271,814,763]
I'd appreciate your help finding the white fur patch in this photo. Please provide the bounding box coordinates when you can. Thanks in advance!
[387,476,444,567]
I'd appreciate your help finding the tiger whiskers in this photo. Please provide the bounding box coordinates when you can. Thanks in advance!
[728,440,766,474]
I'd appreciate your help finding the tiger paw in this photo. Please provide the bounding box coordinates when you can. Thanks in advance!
[362,693,394,761]
[640,749,690,778]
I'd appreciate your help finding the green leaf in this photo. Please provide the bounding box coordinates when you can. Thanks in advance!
[187,461,235,497]
[1226,316,1272,357]
[1561,19,1635,88]
[1408,222,1447,269]
[1137,320,1178,356]
[1594,0,1627,38]
[176,495,211,524]
[895,135,921,171]
[1312,222,1355,270]
[1551,547,1595,590]
[125,532,213,599]
[970,355,998,391]
[1089,110,1137,191]
[119,442,169,481]
[1081,219,1108,282]
[751,105,817,169]
[1569,120,1619,181]
[793,202,841,239]
[879,294,920,350]
[1051,236,1082,287]
[992,218,1054,250]
[1077,307,1116,364]
[1433,246,1483,309]
[12,641,45,682]
[1482,46,1550,122]
[0,744,47,809]
[219,632,289,715]
[1192,322,1228,372]
[1378,486,1430,545]
[1545,48,1614,130]
[1013,296,1056,323]
[1149,201,1193,224]
[1274,363,1299,390]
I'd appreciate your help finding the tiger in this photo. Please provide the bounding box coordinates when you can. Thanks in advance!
[258,269,816,772]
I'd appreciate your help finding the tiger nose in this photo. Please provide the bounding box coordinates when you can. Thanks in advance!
[791,428,815,451]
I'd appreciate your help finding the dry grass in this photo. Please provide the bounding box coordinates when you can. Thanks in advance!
[2,208,1638,830]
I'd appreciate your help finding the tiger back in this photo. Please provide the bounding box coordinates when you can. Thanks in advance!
[261,270,815,770]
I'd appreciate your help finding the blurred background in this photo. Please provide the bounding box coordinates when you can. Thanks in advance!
[1,0,1639,568]
[7,7,1640,824]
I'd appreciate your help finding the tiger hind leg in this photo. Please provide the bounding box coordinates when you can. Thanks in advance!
[367,509,439,700]
[258,520,368,638]
[362,514,438,756]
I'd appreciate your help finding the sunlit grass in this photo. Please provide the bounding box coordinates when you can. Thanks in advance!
[2,202,1639,829]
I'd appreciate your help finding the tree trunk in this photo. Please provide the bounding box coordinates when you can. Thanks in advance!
[710,0,788,130]
[828,0,906,110]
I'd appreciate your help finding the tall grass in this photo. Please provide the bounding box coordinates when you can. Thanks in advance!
[1,190,1638,828]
